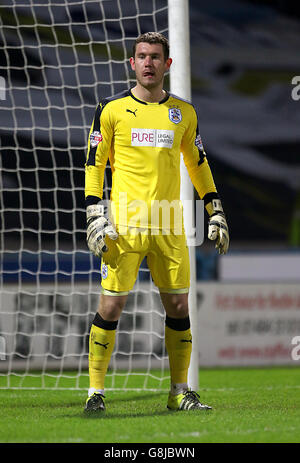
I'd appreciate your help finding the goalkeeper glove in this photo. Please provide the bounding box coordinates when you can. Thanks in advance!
[207,199,229,255]
[86,203,118,258]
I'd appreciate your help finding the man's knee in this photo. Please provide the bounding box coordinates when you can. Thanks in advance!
[98,294,127,321]
[160,293,189,319]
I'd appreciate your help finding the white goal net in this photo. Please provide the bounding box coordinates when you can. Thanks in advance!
[0,0,180,390]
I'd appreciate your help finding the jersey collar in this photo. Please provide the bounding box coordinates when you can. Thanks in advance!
[129,88,170,105]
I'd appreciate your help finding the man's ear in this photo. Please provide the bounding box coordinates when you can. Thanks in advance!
[129,56,135,70]
[165,57,172,71]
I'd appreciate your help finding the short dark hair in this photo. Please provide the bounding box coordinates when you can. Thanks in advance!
[133,32,169,61]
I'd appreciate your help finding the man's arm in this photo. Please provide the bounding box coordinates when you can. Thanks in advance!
[85,102,118,257]
[181,106,229,255]
[85,102,111,203]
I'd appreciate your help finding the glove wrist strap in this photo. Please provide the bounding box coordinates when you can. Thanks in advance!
[206,199,224,216]
[86,203,105,220]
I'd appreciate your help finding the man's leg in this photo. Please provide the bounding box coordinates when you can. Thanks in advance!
[85,293,127,413]
[160,291,212,411]
[160,292,192,395]
[85,231,146,412]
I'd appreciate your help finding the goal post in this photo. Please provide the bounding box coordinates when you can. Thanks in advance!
[168,0,199,391]
[0,0,198,391]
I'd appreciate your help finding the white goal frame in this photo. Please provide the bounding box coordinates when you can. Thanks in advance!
[168,0,199,391]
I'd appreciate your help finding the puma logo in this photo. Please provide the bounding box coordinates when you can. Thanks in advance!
[180,338,192,344]
[126,108,138,117]
[94,341,109,349]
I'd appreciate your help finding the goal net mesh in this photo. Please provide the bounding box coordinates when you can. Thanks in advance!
[0,0,171,390]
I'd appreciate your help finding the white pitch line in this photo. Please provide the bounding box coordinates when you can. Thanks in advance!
[201,385,300,392]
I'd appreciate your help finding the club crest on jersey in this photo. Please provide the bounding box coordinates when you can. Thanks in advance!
[90,131,103,148]
[101,263,108,279]
[169,107,182,124]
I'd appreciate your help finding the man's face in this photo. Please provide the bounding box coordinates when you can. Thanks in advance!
[130,42,172,90]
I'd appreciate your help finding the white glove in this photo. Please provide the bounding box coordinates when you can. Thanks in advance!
[86,203,118,258]
[207,199,229,255]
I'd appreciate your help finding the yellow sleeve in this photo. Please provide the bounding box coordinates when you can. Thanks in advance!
[181,105,217,201]
[85,101,114,200]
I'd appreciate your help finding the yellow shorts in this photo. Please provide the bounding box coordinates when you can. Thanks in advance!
[100,230,190,294]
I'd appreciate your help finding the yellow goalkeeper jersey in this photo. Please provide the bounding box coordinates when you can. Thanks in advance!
[85,88,217,230]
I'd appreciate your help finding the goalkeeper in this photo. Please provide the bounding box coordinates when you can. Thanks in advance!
[84,32,229,413]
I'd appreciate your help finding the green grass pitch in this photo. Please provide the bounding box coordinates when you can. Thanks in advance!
[0,366,299,443]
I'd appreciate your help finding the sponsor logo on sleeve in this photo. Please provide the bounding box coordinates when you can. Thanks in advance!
[131,128,174,148]
[195,134,204,151]
[90,131,103,148]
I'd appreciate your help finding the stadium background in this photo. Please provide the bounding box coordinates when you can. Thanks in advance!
[0,0,300,373]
